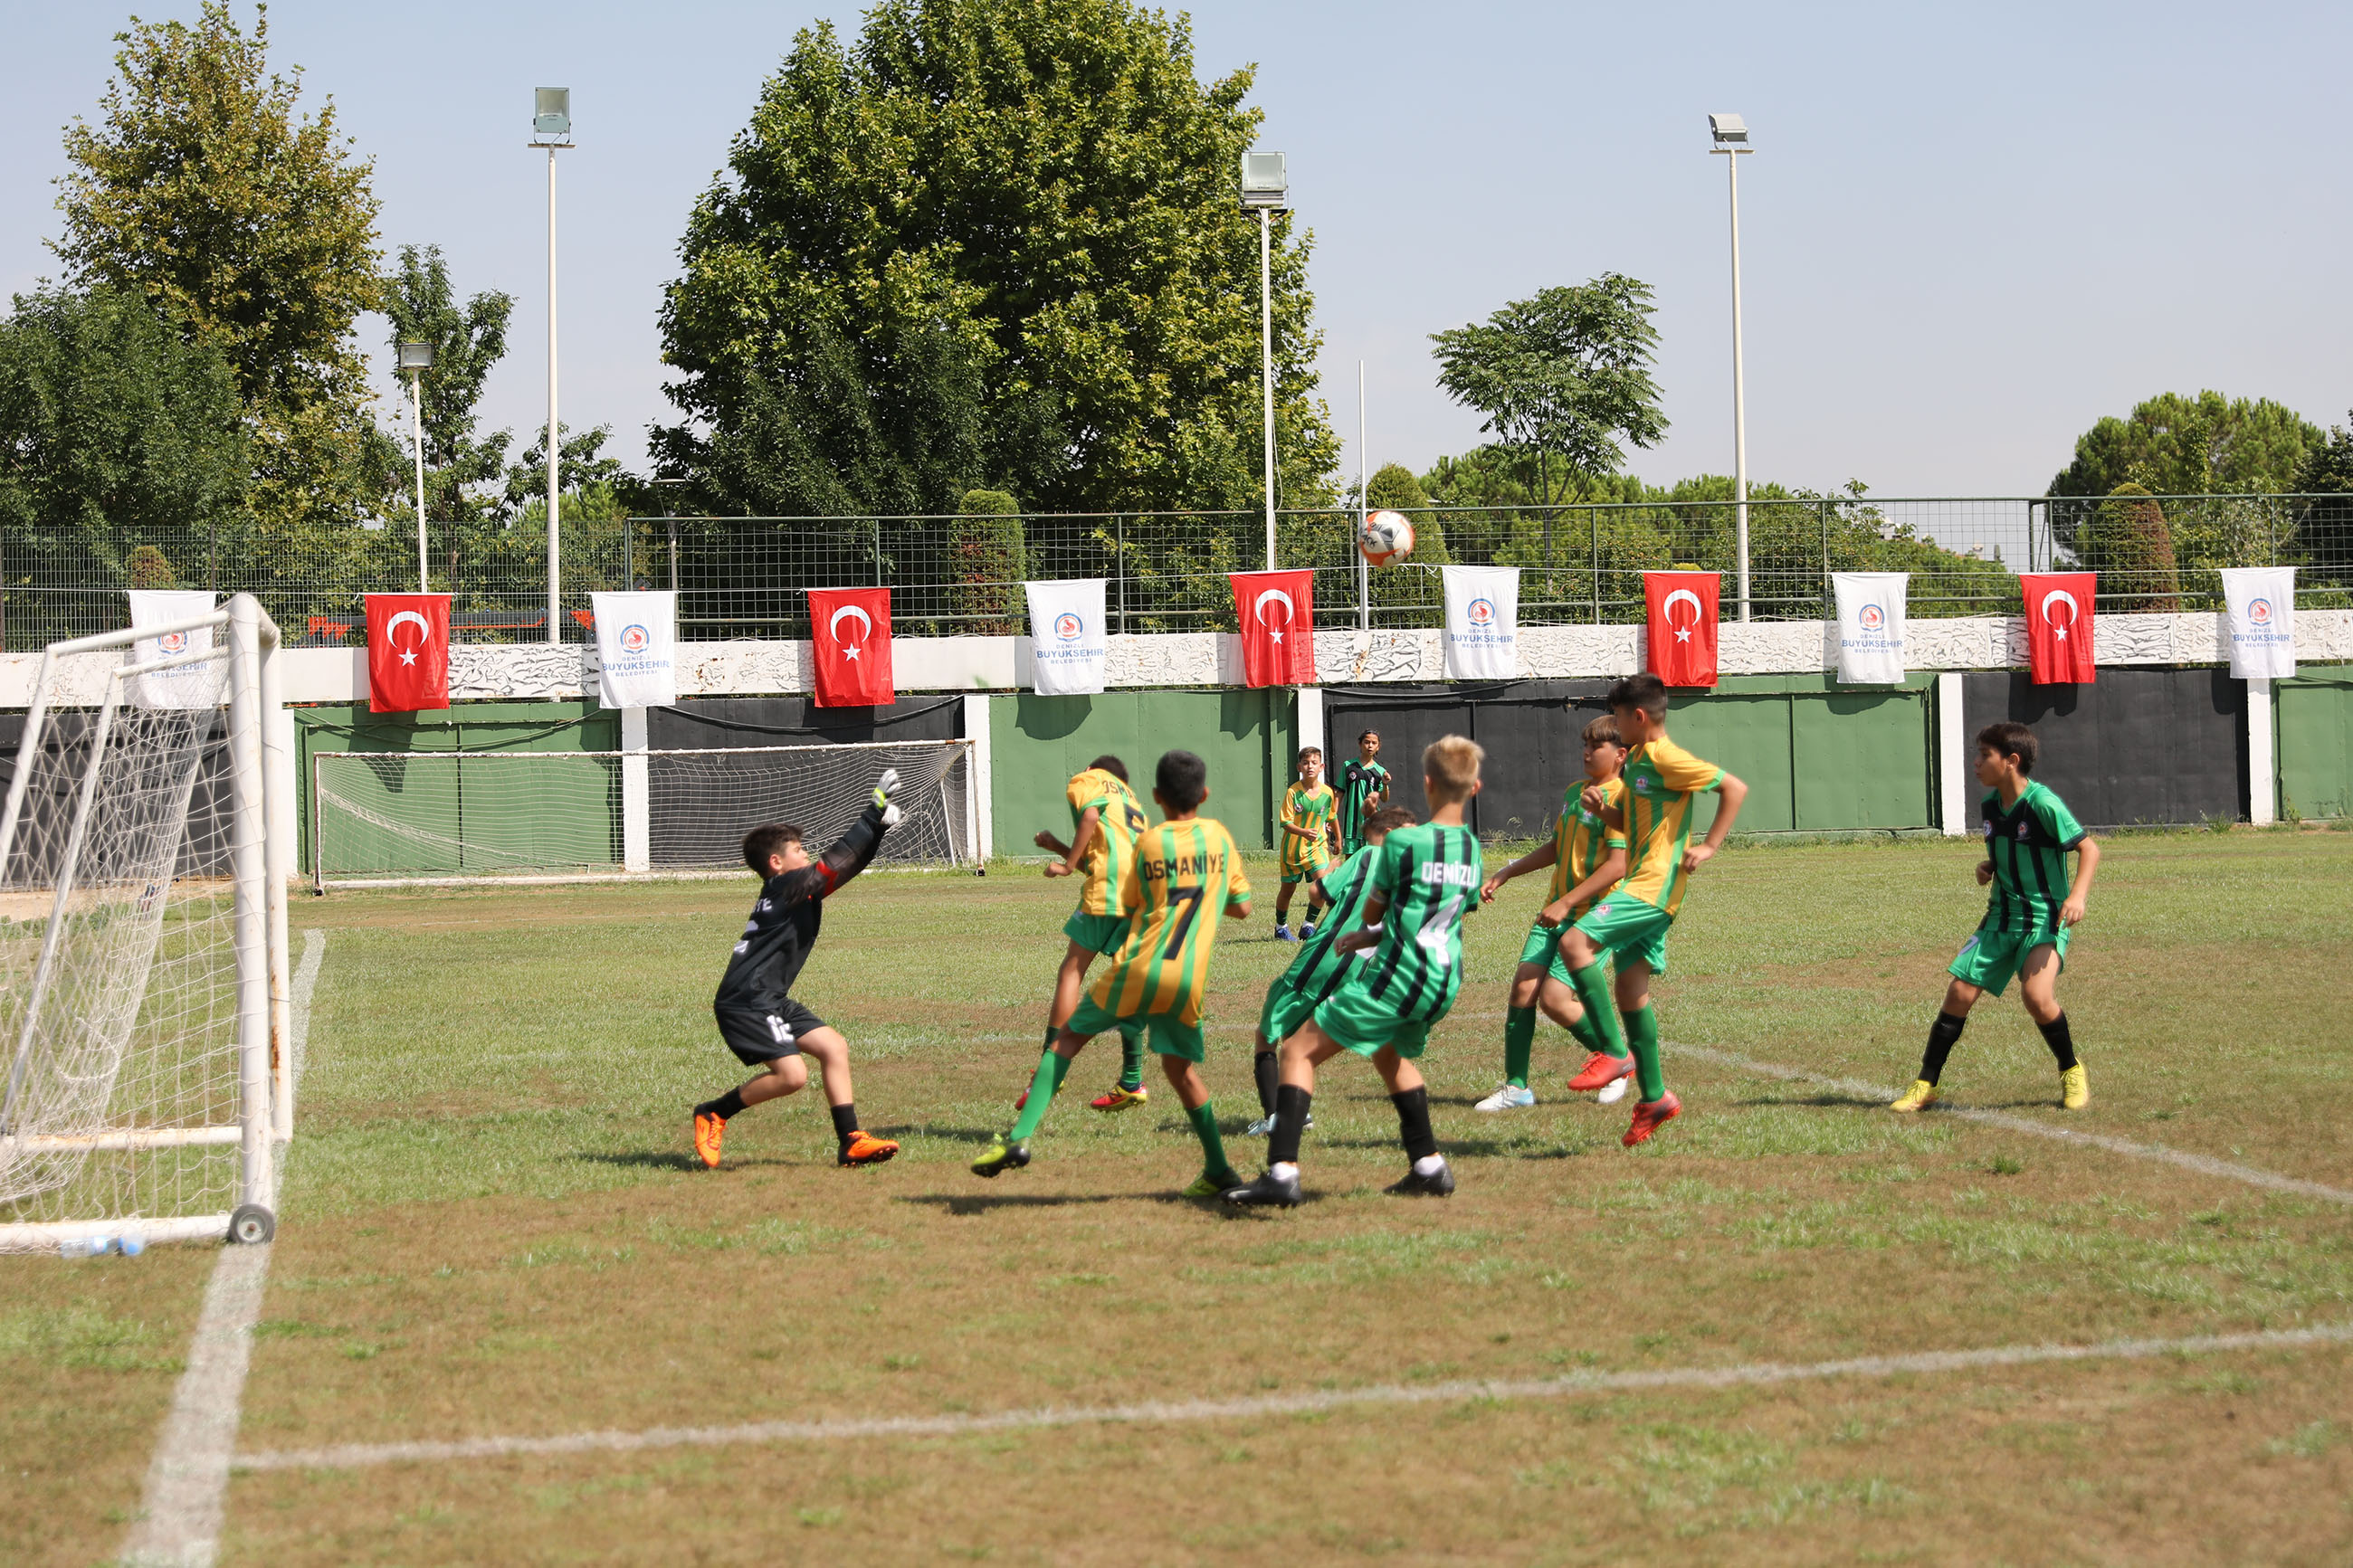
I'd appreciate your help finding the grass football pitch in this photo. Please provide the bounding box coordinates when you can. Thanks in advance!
[8,830,2353,1564]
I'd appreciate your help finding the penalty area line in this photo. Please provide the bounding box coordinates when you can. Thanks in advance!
[234,1320,2353,1474]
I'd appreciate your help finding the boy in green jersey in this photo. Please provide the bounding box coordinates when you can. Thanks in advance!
[1030,756,1152,1113]
[1245,805,1416,1136]
[1227,737,1486,1207]
[1892,722,2101,1113]
[1335,730,1392,855]
[1559,674,1748,1148]
[976,750,1253,1195]
[1274,747,1340,940]
[1475,713,1632,1111]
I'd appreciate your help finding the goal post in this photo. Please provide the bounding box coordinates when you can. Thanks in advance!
[0,594,290,1252]
[310,737,976,889]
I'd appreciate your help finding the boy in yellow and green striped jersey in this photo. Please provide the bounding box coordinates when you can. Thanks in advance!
[1274,747,1339,941]
[1474,713,1632,1112]
[1559,674,1748,1147]
[1891,721,2101,1114]
[1031,757,1153,1111]
[976,750,1253,1194]
[1227,736,1486,1208]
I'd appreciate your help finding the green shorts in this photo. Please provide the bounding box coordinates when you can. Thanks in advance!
[1257,976,1319,1046]
[1568,897,1672,979]
[1278,863,1331,887]
[1516,917,1580,984]
[1062,910,1131,956]
[1065,994,1205,1062]
[1948,920,2069,997]
[1312,974,1443,1060]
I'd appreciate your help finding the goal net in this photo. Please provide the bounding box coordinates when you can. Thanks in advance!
[312,738,974,886]
[0,602,289,1252]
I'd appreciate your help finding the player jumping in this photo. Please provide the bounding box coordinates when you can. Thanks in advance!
[1030,756,1152,1113]
[692,771,905,1170]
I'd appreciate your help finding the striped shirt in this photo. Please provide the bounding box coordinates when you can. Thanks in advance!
[1336,760,1392,846]
[1278,781,1337,874]
[1066,767,1148,917]
[1275,846,1381,1004]
[1615,736,1725,918]
[1086,818,1253,1026]
[1548,775,1628,918]
[1358,822,1484,1022]
[1979,782,2086,934]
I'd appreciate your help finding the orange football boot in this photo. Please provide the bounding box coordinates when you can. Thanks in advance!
[1567,1051,1635,1093]
[839,1130,900,1166]
[1622,1091,1682,1147]
[692,1110,726,1168]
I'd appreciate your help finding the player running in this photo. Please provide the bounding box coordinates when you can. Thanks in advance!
[1226,736,1486,1208]
[1474,713,1632,1111]
[1891,721,2101,1113]
[1558,674,1748,1147]
[691,771,905,1170]
[1335,729,1392,856]
[1274,746,1339,940]
[975,750,1253,1196]
[1245,804,1416,1136]
[1029,756,1152,1113]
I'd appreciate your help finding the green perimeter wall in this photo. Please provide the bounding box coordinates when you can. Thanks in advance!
[990,689,1294,854]
[1662,674,1939,834]
[295,700,618,876]
[2277,672,2353,821]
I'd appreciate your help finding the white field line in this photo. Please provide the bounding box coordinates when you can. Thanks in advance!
[234,1320,2353,1474]
[1669,1041,2353,1207]
[121,928,325,1568]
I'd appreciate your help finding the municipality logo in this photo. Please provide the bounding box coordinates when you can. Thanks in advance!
[157,631,188,655]
[1858,603,1885,632]
[1053,612,1084,642]
[1466,597,1495,628]
[620,623,651,654]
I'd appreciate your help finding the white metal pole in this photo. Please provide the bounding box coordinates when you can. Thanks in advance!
[547,144,562,645]
[1728,147,1751,622]
[1357,358,1369,632]
[255,607,292,1141]
[1261,207,1276,572]
[411,367,429,593]
[227,595,274,1213]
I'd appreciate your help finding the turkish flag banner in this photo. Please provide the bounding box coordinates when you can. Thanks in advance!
[366,594,451,713]
[1229,569,1316,688]
[808,585,895,707]
[2021,572,2097,684]
[1643,572,1720,687]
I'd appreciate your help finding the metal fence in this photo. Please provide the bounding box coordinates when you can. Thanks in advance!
[6,494,2348,649]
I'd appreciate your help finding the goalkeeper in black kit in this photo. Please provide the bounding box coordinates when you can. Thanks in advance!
[692,769,905,1169]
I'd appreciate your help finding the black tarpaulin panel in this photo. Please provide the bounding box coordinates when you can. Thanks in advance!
[1960,668,2246,827]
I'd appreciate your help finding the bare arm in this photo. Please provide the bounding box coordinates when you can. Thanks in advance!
[2059,836,2100,925]
[1538,847,1627,927]
[1334,891,1389,954]
[1682,773,1748,873]
[1481,840,1559,902]
[1042,806,1100,879]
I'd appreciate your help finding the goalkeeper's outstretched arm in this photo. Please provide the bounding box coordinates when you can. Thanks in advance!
[782,771,903,902]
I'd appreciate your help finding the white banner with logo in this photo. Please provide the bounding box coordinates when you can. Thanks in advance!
[1024,578,1109,695]
[1440,565,1519,679]
[591,590,678,708]
[1832,572,1909,684]
[2220,566,2296,679]
[125,590,218,709]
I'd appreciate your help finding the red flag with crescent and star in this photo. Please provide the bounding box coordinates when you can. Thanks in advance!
[2021,572,2096,684]
[365,594,451,713]
[1643,571,1720,687]
[808,585,895,707]
[1228,569,1316,688]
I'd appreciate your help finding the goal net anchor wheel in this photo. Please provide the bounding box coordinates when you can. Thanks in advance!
[229,1202,275,1245]
[0,594,292,1253]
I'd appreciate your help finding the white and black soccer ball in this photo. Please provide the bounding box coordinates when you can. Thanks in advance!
[1358,509,1415,566]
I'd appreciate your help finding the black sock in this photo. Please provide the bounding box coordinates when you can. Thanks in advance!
[2038,1012,2077,1072]
[1253,1050,1280,1116]
[829,1102,860,1147]
[699,1088,748,1120]
[1391,1086,1437,1162]
[1919,1012,1967,1086]
[1269,1085,1311,1166]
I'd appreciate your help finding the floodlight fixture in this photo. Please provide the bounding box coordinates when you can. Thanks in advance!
[533,88,572,140]
[1239,150,1287,210]
[1709,112,1748,146]
[396,340,434,372]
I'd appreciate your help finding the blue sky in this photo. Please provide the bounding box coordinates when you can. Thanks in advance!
[5,1,2348,499]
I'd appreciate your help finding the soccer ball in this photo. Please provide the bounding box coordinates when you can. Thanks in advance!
[1358,510,1415,566]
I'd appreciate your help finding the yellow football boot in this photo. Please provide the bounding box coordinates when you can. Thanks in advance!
[2060,1064,2089,1111]
[1890,1079,1939,1114]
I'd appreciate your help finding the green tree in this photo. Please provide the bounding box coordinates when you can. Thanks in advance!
[655,0,1338,518]
[1429,275,1667,510]
[380,244,513,528]
[2078,482,2182,612]
[52,1,385,530]
[948,488,1027,633]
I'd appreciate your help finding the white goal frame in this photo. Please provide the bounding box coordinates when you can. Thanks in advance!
[0,594,291,1250]
[310,737,976,890]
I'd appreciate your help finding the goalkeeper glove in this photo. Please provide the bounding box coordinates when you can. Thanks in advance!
[872,767,903,827]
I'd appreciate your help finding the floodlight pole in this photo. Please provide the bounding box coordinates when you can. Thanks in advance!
[545,141,563,643]
[409,367,429,592]
[1713,137,1754,622]
[1357,359,1369,632]
[1260,207,1276,572]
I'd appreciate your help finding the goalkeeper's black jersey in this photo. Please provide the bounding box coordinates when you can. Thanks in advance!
[714,804,888,1013]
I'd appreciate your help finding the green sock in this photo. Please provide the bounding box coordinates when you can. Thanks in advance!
[1571,965,1627,1057]
[1186,1100,1234,1181]
[1621,1005,1664,1102]
[1118,1024,1145,1092]
[1009,1049,1073,1141]
[1503,1006,1537,1088]
[1565,1008,1607,1057]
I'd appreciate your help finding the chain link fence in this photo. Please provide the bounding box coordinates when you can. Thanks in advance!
[6,494,2349,649]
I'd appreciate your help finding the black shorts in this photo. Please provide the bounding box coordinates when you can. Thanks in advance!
[714,1000,826,1066]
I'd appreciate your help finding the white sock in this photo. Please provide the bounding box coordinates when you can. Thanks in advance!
[1412,1154,1445,1176]
[1271,1161,1300,1180]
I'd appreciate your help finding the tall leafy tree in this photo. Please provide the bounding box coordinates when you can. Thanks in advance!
[656,0,1338,516]
[2048,391,2319,499]
[380,244,513,528]
[1430,275,1668,509]
[52,1,385,529]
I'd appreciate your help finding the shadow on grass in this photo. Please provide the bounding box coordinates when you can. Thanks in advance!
[900,1192,1138,1216]
[1310,1134,1588,1161]
[572,1149,719,1173]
